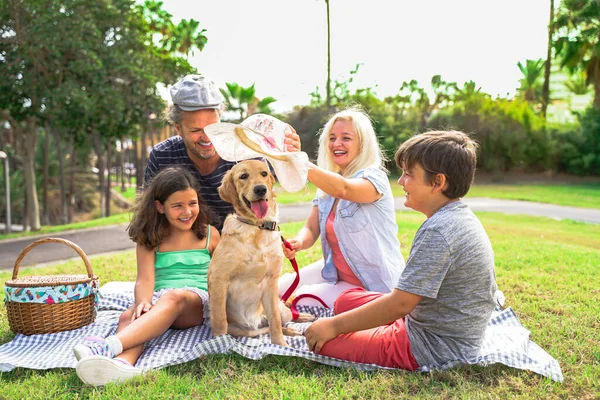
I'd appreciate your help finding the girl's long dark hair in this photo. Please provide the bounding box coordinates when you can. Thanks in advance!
[127,167,211,249]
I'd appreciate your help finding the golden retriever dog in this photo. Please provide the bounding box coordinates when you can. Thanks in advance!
[208,160,314,346]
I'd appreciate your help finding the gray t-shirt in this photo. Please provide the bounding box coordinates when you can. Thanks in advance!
[396,201,497,367]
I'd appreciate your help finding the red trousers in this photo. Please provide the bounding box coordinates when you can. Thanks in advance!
[318,288,420,370]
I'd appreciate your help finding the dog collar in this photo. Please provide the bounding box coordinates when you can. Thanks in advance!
[234,215,279,231]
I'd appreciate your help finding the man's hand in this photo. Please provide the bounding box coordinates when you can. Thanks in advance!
[284,125,301,152]
[132,300,152,321]
[282,238,302,259]
[304,317,339,353]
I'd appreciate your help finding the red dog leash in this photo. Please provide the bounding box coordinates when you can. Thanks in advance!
[280,237,329,320]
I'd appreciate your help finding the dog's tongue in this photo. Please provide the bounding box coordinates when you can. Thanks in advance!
[250,199,269,219]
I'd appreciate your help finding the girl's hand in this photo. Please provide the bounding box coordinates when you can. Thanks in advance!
[304,317,339,353]
[282,238,302,259]
[132,301,152,321]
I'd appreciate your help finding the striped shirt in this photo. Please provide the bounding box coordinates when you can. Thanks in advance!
[144,136,235,231]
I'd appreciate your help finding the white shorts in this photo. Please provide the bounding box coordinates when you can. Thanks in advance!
[152,286,210,321]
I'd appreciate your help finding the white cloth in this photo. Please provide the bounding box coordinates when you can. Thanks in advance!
[204,114,309,192]
[0,282,563,382]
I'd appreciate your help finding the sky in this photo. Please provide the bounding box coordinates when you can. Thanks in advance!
[159,0,552,113]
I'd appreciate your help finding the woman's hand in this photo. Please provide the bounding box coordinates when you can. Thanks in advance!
[284,125,301,152]
[304,317,339,353]
[282,238,302,259]
[132,300,153,321]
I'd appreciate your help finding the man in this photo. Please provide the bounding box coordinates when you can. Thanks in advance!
[145,75,300,230]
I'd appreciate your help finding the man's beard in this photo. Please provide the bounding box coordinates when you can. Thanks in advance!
[188,142,217,160]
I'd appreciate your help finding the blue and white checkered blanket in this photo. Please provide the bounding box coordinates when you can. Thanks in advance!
[0,289,563,383]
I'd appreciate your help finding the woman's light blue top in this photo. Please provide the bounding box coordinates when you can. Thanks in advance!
[314,167,405,292]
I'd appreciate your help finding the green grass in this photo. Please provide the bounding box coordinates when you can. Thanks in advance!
[0,213,132,241]
[465,183,600,209]
[1,212,598,398]
[2,181,599,242]
[275,180,600,209]
[119,186,138,202]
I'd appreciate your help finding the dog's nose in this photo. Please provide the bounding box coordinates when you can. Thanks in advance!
[254,185,267,197]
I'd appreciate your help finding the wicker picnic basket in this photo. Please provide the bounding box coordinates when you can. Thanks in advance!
[4,237,99,335]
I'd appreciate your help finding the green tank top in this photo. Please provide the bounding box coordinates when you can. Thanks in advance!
[154,228,211,292]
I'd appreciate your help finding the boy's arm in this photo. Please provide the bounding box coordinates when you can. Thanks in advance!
[305,289,422,353]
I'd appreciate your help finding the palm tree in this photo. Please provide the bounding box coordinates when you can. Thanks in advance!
[167,19,208,60]
[541,0,555,118]
[247,96,277,117]
[141,0,173,35]
[324,0,331,107]
[564,71,591,95]
[220,83,276,121]
[517,59,545,103]
[554,0,600,108]
[454,81,481,102]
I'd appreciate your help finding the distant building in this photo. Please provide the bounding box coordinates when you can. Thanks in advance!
[547,63,593,124]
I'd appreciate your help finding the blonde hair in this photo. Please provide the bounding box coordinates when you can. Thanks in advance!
[316,107,388,178]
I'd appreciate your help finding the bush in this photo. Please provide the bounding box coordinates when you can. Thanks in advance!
[552,107,600,175]
[429,98,550,172]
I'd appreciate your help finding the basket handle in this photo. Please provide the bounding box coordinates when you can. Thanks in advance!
[12,237,94,280]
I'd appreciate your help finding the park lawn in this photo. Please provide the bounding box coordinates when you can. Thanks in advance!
[0,211,598,399]
[276,181,600,209]
[2,181,598,242]
[119,186,138,203]
[465,183,600,209]
[0,213,132,241]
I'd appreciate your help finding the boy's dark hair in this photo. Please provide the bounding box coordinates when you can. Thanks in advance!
[395,130,478,199]
[127,167,211,249]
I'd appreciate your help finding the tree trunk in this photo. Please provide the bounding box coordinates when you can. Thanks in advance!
[135,139,144,189]
[22,185,29,232]
[43,121,50,225]
[325,0,332,107]
[54,127,67,225]
[105,141,112,217]
[541,0,554,118]
[92,129,106,218]
[127,140,132,186]
[22,117,41,231]
[595,79,600,109]
[68,139,76,224]
[120,137,126,192]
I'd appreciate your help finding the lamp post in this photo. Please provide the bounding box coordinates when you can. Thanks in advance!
[0,150,10,233]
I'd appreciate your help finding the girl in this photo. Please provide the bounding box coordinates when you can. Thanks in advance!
[73,167,220,386]
[278,108,405,307]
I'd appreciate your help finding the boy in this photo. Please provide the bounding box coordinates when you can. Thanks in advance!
[305,130,497,370]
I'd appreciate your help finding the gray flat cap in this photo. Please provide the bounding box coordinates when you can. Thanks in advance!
[170,75,224,111]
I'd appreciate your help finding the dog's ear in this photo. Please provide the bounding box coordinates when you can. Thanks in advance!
[268,171,275,188]
[218,169,237,204]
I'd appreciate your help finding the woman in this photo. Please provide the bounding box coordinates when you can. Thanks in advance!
[279,108,405,307]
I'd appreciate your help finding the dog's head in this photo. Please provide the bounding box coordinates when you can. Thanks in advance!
[219,160,277,222]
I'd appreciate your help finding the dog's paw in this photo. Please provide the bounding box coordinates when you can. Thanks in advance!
[272,337,290,347]
[283,293,297,308]
[294,312,316,323]
[210,327,228,337]
[282,326,303,337]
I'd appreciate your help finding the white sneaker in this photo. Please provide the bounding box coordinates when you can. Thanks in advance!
[73,336,114,361]
[76,355,143,386]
